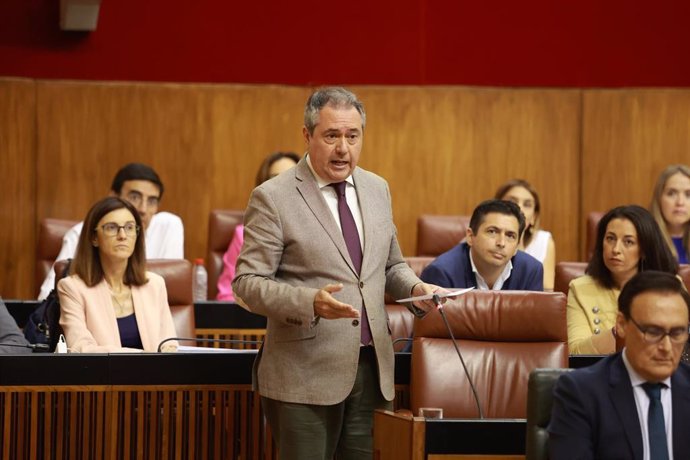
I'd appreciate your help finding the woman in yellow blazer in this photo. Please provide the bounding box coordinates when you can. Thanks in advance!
[568,205,677,354]
[58,197,177,353]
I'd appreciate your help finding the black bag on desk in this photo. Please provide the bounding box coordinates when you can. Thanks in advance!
[24,259,71,352]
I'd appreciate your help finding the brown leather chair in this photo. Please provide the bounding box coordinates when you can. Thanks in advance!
[554,261,587,295]
[585,211,605,261]
[416,215,470,257]
[386,304,415,352]
[55,259,195,340]
[383,258,433,348]
[525,368,573,460]
[36,218,78,296]
[206,209,244,300]
[147,259,195,339]
[410,290,568,419]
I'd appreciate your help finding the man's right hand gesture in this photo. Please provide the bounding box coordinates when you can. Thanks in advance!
[313,283,360,319]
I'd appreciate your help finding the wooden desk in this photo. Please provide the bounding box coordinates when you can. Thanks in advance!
[374,410,526,460]
[0,352,269,460]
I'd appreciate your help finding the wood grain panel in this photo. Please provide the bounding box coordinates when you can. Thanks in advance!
[582,89,690,259]
[4,80,690,297]
[35,81,310,267]
[355,86,581,261]
[0,79,36,299]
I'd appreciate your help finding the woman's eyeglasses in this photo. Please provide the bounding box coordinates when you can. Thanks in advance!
[99,222,140,237]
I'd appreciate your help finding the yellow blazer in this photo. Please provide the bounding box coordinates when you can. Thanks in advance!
[58,272,178,353]
[566,275,619,355]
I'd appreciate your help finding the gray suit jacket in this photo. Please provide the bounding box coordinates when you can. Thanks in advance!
[233,159,419,405]
[0,299,31,354]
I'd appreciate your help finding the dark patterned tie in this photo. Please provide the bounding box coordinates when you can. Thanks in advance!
[330,182,371,346]
[642,382,670,460]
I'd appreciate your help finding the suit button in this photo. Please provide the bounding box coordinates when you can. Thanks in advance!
[359,282,364,288]
[593,328,601,334]
[352,319,359,327]
[593,318,601,325]
[592,306,600,314]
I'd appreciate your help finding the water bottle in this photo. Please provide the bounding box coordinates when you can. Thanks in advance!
[193,258,208,302]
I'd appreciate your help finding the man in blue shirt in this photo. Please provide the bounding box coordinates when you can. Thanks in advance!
[420,199,543,291]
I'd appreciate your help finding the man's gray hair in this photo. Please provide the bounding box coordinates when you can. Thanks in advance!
[303,87,366,135]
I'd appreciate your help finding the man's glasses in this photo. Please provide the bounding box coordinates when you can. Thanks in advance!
[99,222,140,237]
[628,316,689,344]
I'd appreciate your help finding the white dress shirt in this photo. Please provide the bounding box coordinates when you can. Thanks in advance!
[622,348,674,460]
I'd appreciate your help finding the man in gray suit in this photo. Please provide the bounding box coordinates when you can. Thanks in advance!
[233,87,441,459]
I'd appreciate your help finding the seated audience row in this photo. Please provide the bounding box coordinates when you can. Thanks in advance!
[39,163,184,300]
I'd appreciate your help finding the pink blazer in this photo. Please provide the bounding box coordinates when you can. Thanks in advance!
[58,272,178,353]
[216,225,244,301]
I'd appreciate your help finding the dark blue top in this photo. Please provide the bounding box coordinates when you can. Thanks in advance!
[672,236,688,264]
[117,314,143,349]
[420,242,544,291]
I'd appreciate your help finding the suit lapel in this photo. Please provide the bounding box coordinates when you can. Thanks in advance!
[671,364,690,456]
[354,169,376,277]
[609,354,643,460]
[294,159,358,276]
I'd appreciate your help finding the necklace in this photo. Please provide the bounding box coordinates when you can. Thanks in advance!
[111,288,132,317]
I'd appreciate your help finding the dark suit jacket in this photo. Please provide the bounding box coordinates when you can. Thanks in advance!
[419,242,543,291]
[548,352,690,459]
[233,159,420,405]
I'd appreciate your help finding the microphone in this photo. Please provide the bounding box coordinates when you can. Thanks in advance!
[157,337,263,353]
[432,294,484,419]
[0,342,50,352]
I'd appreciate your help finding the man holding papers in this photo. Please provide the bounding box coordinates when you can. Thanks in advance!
[421,199,544,291]
[233,87,443,460]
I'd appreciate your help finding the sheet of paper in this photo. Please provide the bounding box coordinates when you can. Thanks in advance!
[396,287,474,303]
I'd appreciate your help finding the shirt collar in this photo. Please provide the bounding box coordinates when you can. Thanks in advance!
[469,248,513,290]
[306,154,355,188]
[622,348,672,388]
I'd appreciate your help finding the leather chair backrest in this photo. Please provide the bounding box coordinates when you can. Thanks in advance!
[416,215,470,257]
[553,261,587,295]
[36,218,78,296]
[585,211,605,261]
[147,259,195,339]
[386,304,415,352]
[525,368,573,460]
[55,259,195,340]
[411,290,568,419]
[206,209,244,300]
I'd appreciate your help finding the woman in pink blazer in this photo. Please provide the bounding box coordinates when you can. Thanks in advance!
[58,197,178,352]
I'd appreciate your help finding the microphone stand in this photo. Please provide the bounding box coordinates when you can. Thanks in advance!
[433,294,484,419]
[157,337,263,353]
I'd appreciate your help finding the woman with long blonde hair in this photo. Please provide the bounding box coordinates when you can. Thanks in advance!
[650,164,690,264]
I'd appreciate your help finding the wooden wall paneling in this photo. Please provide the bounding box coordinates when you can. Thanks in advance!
[0,78,36,299]
[35,82,310,272]
[356,86,581,261]
[581,89,690,260]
